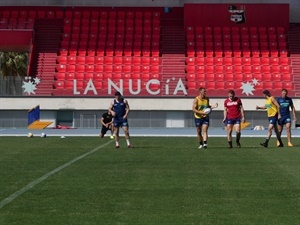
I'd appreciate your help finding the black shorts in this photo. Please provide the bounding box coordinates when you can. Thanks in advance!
[101,126,112,135]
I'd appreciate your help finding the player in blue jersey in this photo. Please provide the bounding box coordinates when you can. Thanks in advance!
[277,89,297,147]
[109,91,132,148]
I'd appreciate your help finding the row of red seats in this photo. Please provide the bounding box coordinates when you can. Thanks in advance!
[61,40,160,50]
[186,26,285,35]
[64,11,161,20]
[63,18,160,28]
[55,72,160,81]
[63,24,160,34]
[0,17,34,29]
[186,65,291,74]
[58,48,160,57]
[186,73,291,82]
[187,34,286,42]
[0,10,161,20]
[188,49,288,57]
[61,33,161,43]
[186,56,289,66]
[56,56,161,65]
[187,41,287,50]
[186,81,292,90]
[56,65,161,73]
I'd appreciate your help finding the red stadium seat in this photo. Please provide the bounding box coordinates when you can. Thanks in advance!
[54,81,64,89]
[251,58,261,65]
[273,82,283,90]
[231,27,239,34]
[215,65,223,73]
[215,73,224,81]
[272,73,281,81]
[195,65,205,73]
[261,58,270,65]
[224,57,233,65]
[233,73,242,81]
[267,27,276,35]
[222,27,230,35]
[215,58,223,65]
[55,73,65,80]
[206,82,215,90]
[271,65,280,73]
[262,73,272,81]
[281,66,291,74]
[240,27,248,34]
[65,72,75,80]
[230,57,240,66]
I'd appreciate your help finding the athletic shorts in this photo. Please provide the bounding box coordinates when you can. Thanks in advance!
[101,126,111,135]
[113,119,128,127]
[268,116,278,125]
[278,116,291,125]
[194,117,209,127]
[226,118,241,125]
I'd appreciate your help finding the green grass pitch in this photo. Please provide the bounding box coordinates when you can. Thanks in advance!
[0,136,299,225]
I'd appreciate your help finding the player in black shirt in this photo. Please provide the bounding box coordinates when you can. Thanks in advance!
[99,110,114,139]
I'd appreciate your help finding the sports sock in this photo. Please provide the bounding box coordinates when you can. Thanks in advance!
[228,141,233,147]
[199,141,203,146]
[265,139,269,144]
[126,139,131,146]
[115,141,119,146]
[236,132,241,143]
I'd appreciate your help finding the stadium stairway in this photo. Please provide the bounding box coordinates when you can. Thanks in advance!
[160,18,186,96]
[288,23,300,96]
[29,19,62,96]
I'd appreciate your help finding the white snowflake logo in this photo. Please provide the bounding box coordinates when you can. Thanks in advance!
[22,77,40,95]
[240,78,260,96]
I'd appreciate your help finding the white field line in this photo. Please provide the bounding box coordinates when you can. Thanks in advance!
[0,140,113,209]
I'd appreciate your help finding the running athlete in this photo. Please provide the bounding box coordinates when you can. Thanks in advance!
[109,91,132,148]
[277,89,297,147]
[99,110,114,139]
[223,90,245,148]
[192,87,218,149]
[256,90,284,148]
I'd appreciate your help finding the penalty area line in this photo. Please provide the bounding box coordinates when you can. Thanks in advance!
[0,140,114,209]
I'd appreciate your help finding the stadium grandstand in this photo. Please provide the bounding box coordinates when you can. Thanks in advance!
[0,0,299,129]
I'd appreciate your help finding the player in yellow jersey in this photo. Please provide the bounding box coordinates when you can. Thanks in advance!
[192,87,218,149]
[256,90,284,147]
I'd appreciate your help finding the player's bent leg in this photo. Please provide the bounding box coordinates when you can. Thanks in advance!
[99,127,107,138]
[260,124,273,148]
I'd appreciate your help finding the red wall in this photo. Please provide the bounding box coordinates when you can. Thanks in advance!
[0,30,33,51]
[184,4,289,30]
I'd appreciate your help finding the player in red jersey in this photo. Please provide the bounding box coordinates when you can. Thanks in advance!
[223,90,245,148]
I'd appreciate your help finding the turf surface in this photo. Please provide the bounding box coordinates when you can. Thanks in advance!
[0,137,299,225]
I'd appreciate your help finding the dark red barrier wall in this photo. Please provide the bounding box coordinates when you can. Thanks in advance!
[0,30,32,51]
[184,4,289,30]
